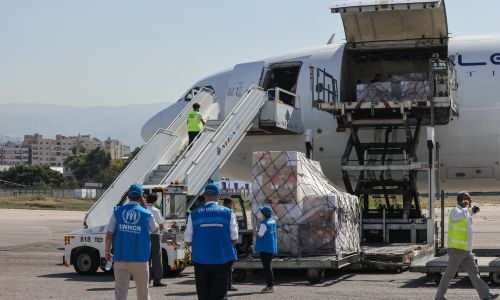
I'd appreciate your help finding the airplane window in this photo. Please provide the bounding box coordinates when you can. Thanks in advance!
[184,87,201,101]
[181,85,215,102]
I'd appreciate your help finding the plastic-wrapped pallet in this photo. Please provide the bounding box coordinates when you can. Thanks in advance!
[401,81,431,100]
[356,82,392,102]
[251,151,361,255]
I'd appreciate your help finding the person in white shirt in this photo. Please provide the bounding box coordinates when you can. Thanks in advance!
[146,193,166,287]
[223,197,239,292]
[435,191,498,300]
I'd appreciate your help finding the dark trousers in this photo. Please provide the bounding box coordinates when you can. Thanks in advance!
[260,252,274,287]
[188,131,200,145]
[194,262,231,300]
[149,234,163,284]
[227,262,233,289]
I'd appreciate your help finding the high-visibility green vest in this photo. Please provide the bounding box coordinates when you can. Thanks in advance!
[433,61,446,70]
[187,111,203,132]
[447,210,469,250]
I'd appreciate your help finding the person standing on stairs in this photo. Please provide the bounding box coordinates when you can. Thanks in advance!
[187,103,206,146]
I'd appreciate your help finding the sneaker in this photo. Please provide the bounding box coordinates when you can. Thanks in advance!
[261,286,274,293]
[484,293,499,300]
[153,282,167,287]
[228,287,238,291]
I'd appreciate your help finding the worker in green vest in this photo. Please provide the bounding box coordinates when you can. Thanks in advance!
[435,192,498,300]
[187,103,205,146]
[432,53,447,72]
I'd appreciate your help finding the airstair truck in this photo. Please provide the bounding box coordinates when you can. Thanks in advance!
[63,85,284,275]
[63,87,220,275]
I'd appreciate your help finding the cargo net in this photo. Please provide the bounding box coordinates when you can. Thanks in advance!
[250,151,361,256]
[356,73,431,102]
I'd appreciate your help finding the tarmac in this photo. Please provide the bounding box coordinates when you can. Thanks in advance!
[0,205,499,299]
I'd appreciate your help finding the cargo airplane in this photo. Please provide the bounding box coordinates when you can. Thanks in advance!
[141,0,500,194]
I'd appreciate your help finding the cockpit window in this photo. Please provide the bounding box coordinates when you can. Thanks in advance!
[180,85,215,102]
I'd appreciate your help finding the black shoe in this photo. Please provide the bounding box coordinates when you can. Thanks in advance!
[485,293,499,300]
[228,287,238,291]
[153,282,167,287]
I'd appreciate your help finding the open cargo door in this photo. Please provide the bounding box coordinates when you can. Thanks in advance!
[330,0,448,45]
[224,61,265,114]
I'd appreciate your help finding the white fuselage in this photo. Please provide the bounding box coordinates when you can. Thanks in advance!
[142,35,500,192]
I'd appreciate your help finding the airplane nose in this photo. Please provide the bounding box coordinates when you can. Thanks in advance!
[141,101,188,142]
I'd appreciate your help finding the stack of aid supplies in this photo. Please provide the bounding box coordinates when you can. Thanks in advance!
[251,151,361,256]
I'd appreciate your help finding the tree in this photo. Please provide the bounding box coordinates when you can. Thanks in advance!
[0,165,66,188]
[96,158,126,187]
[65,148,111,185]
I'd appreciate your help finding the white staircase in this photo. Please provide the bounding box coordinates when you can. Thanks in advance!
[160,85,267,195]
[84,86,267,227]
[84,89,217,228]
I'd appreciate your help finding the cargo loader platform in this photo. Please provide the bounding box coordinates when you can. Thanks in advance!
[233,252,361,284]
[319,97,457,126]
[358,243,435,272]
[410,252,500,284]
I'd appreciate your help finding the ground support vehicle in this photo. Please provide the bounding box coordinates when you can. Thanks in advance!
[219,193,254,255]
[358,243,435,273]
[64,86,270,275]
[409,251,500,285]
[63,185,188,275]
[233,252,361,284]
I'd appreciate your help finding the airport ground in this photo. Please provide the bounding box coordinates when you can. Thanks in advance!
[1,206,500,300]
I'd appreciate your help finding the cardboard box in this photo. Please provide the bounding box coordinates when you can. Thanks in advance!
[251,151,361,255]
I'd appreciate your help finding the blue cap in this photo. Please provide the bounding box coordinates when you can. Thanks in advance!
[127,183,144,198]
[204,183,221,196]
[259,206,273,217]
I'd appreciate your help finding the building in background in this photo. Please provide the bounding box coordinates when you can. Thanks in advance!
[0,142,29,166]
[102,137,131,160]
[0,133,130,168]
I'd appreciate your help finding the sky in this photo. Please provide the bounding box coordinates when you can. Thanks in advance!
[0,0,498,107]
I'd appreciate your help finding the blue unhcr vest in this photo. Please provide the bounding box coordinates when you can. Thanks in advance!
[190,202,237,264]
[113,204,153,262]
[255,218,278,254]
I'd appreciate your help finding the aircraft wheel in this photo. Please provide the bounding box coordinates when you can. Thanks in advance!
[426,272,442,284]
[74,249,99,275]
[490,272,500,285]
[306,268,325,284]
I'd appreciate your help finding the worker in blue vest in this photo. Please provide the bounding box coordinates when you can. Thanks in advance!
[254,205,278,293]
[435,191,498,300]
[184,183,238,300]
[187,103,206,145]
[104,183,158,300]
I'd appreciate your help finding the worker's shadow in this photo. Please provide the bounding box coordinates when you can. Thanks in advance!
[401,275,492,289]
[164,291,197,297]
[39,272,115,283]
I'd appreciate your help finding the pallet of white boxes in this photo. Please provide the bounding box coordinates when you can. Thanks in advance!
[251,151,361,256]
[356,73,431,102]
